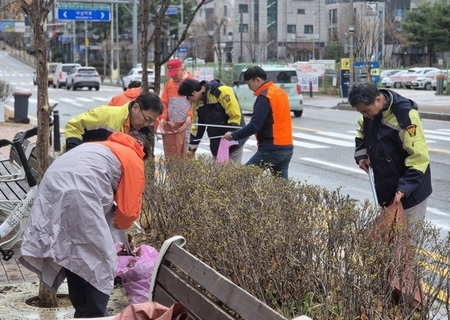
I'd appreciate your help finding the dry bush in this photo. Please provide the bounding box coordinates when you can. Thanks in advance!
[0,80,14,102]
[140,156,450,320]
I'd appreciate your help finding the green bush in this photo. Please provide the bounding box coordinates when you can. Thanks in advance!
[140,156,450,319]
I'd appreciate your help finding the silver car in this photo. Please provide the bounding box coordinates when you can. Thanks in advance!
[66,67,101,91]
[122,68,155,91]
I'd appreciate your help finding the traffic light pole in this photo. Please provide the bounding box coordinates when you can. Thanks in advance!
[349,0,354,87]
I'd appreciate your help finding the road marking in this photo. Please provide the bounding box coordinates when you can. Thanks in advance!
[424,133,450,142]
[300,157,365,174]
[90,97,110,102]
[425,129,450,136]
[318,131,355,140]
[59,98,83,106]
[293,132,354,147]
[75,97,94,102]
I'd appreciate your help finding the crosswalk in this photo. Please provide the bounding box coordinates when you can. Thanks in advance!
[152,128,450,157]
[6,92,116,107]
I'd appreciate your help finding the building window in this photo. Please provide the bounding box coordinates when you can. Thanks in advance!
[297,9,305,14]
[224,5,227,16]
[287,25,296,33]
[239,24,249,33]
[332,9,337,23]
[304,25,313,34]
[239,4,249,13]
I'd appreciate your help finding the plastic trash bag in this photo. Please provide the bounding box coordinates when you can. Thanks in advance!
[116,244,159,304]
[113,301,189,320]
[216,138,238,163]
[370,201,427,311]
[161,120,188,156]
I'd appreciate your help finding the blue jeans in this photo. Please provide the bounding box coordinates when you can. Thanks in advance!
[246,148,293,179]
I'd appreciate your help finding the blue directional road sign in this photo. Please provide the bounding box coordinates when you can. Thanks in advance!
[178,46,187,53]
[57,3,111,21]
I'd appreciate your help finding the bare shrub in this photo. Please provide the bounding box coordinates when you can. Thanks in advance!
[0,80,14,102]
[141,156,450,319]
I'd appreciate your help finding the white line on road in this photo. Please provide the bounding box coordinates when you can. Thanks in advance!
[90,97,111,102]
[318,131,356,140]
[425,129,450,136]
[293,132,354,147]
[75,97,94,102]
[59,98,83,106]
[300,157,365,174]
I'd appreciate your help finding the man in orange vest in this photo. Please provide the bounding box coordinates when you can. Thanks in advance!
[224,66,293,179]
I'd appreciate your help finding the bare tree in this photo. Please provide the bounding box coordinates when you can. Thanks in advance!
[139,0,207,95]
[353,5,382,82]
[20,0,57,308]
[203,16,229,78]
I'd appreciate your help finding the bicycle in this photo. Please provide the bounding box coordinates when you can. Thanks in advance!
[0,127,38,261]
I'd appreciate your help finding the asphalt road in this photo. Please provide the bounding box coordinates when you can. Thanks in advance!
[2,51,449,238]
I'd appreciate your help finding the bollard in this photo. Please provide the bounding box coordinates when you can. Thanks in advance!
[309,81,313,98]
[436,75,444,95]
[53,110,61,153]
[13,91,31,123]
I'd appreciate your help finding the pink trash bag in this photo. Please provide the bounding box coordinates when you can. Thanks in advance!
[216,138,238,163]
[116,244,159,304]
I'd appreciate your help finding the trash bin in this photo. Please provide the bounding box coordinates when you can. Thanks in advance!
[13,91,31,124]
[436,75,444,95]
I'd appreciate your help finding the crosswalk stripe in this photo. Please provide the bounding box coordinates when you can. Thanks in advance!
[318,131,356,140]
[91,97,110,102]
[425,129,450,136]
[293,132,354,147]
[294,140,327,149]
[75,97,94,102]
[59,98,83,106]
[423,133,450,142]
[300,157,365,174]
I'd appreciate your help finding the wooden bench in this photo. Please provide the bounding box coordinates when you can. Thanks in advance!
[78,236,312,320]
[149,236,290,320]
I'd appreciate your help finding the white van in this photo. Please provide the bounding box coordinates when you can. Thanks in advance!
[232,65,304,117]
[53,63,81,88]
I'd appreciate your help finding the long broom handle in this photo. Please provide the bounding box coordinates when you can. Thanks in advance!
[368,166,379,206]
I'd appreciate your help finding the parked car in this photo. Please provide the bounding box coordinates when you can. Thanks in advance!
[410,70,441,90]
[380,69,401,81]
[66,66,101,91]
[383,70,408,88]
[47,63,60,87]
[401,67,440,89]
[122,68,155,91]
[53,63,81,88]
[232,66,303,117]
[183,57,205,65]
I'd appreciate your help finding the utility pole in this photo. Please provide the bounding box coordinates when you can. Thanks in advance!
[239,9,243,63]
[349,0,354,87]
[84,21,88,66]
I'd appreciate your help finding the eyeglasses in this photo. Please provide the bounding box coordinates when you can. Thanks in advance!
[138,104,154,125]
[246,78,258,86]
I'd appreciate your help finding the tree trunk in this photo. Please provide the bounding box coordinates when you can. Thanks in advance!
[20,0,57,308]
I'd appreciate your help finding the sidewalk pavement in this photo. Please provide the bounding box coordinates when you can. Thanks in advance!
[302,94,450,121]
